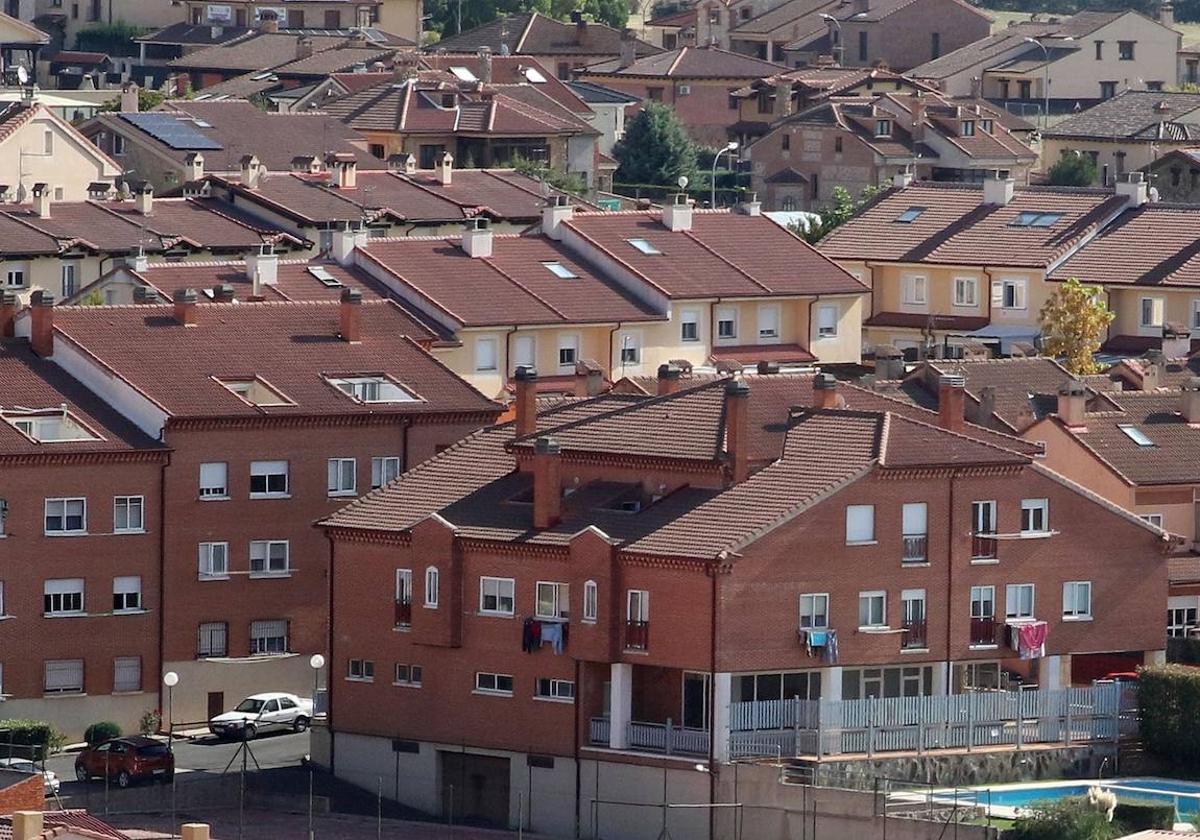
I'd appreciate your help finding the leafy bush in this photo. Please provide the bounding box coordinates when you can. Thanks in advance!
[1005,797,1119,840]
[139,709,162,737]
[1138,665,1200,768]
[1046,153,1098,187]
[0,720,61,761]
[83,721,122,746]
[1167,636,1200,665]
[1113,799,1175,832]
[74,21,148,56]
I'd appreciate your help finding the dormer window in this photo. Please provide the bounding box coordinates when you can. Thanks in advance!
[875,119,891,137]
[980,118,994,133]
[542,261,578,279]
[327,375,418,403]
[4,409,100,443]
[961,120,975,137]
[627,238,662,255]
[218,377,294,407]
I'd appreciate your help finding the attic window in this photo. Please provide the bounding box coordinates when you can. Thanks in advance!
[960,120,975,136]
[895,206,926,223]
[307,266,343,287]
[1011,212,1062,228]
[4,409,100,443]
[542,261,578,279]
[441,93,456,108]
[875,119,891,137]
[327,375,417,403]
[1118,424,1155,447]
[980,118,994,133]
[218,377,295,407]
[627,238,662,255]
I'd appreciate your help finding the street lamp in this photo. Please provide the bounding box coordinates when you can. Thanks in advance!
[1023,36,1072,129]
[819,12,867,66]
[162,671,179,839]
[308,655,325,840]
[711,141,738,209]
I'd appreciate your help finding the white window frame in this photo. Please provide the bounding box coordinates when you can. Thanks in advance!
[535,678,575,701]
[347,659,375,682]
[394,663,423,686]
[799,592,829,629]
[4,267,25,288]
[44,578,85,616]
[680,309,700,342]
[44,659,83,695]
[112,575,142,614]
[480,576,515,616]
[845,504,875,545]
[1063,580,1092,620]
[858,591,887,629]
[249,460,289,498]
[1139,512,1164,528]
[327,458,357,497]
[198,621,228,657]
[113,495,145,533]
[396,568,413,604]
[627,589,649,623]
[112,656,142,693]
[249,619,288,655]
[716,307,737,341]
[953,276,978,307]
[424,566,439,608]
[45,497,86,535]
[757,304,781,342]
[1005,583,1035,620]
[371,456,401,489]
[997,278,1027,310]
[199,462,228,499]
[475,672,515,696]
[249,540,290,577]
[618,331,642,366]
[535,581,569,620]
[816,303,838,338]
[199,542,230,580]
[557,333,579,370]
[583,580,598,623]
[61,262,77,298]
[474,335,499,372]
[1192,299,1200,334]
[901,274,927,305]
[970,585,995,619]
[1140,296,1164,329]
[1020,498,1049,535]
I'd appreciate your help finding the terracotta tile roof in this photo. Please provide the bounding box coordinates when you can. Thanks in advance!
[0,101,42,144]
[0,212,67,256]
[421,54,593,115]
[0,10,50,44]
[0,809,129,839]
[169,31,351,72]
[818,181,1126,267]
[48,50,108,64]
[1049,203,1200,287]
[0,340,164,457]
[563,210,868,298]
[1046,90,1200,142]
[271,46,400,76]
[729,0,839,37]
[1169,555,1200,584]
[826,0,991,24]
[48,300,498,419]
[432,12,661,58]
[582,44,785,77]
[136,21,253,46]
[357,234,662,327]
[709,344,816,364]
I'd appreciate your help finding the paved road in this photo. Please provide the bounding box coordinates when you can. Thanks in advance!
[46,730,310,796]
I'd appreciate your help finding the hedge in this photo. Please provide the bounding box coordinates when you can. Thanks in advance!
[1167,636,1200,665]
[1113,799,1176,832]
[0,720,58,761]
[1138,665,1200,767]
[83,721,122,746]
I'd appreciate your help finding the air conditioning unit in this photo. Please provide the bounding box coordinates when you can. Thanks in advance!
[678,84,692,95]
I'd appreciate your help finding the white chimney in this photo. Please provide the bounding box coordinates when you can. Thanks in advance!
[462,218,493,258]
[120,81,139,113]
[982,170,1014,206]
[1116,171,1149,207]
[333,225,368,266]
[11,812,44,840]
[662,193,692,231]
[435,152,453,185]
[240,154,262,189]
[134,182,153,215]
[1163,323,1192,359]
[1183,377,1200,424]
[541,195,573,239]
[185,152,205,181]
[32,182,50,218]
[738,191,761,216]
[246,246,278,287]
[325,153,358,189]
[893,170,914,189]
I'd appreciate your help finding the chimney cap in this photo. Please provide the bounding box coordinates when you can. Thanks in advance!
[535,436,561,455]
[31,182,48,196]
[1058,378,1086,396]
[756,360,779,375]
[875,344,902,359]
[31,290,55,307]
[813,371,838,390]
[657,362,681,380]
[1,290,18,305]
[939,373,966,389]
[174,287,198,304]
[340,287,363,304]
[515,365,538,381]
[725,379,750,397]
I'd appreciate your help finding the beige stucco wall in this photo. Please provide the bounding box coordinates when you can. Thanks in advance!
[1042,137,1172,185]
[1105,285,1200,341]
[2,111,119,202]
[0,692,159,743]
[1,254,105,304]
[163,654,320,730]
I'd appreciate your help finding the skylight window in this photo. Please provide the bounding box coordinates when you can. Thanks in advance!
[4,409,100,443]
[895,206,926,223]
[449,66,478,83]
[1012,211,1063,228]
[1118,424,1155,447]
[327,375,418,404]
[523,66,548,83]
[218,377,294,407]
[542,261,578,279]
[307,266,343,288]
[627,238,662,255]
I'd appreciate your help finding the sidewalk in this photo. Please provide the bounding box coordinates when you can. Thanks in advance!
[113,810,553,839]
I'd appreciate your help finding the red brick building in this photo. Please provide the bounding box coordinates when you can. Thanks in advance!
[13,291,499,726]
[319,366,1168,835]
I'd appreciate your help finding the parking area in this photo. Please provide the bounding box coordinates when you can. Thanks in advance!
[112,810,552,840]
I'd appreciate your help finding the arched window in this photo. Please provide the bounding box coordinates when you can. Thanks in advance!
[424,566,439,608]
[583,580,598,623]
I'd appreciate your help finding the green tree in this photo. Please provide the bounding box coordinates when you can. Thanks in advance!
[425,0,627,38]
[1008,798,1119,840]
[99,88,167,113]
[791,185,882,244]
[1039,276,1114,374]
[579,0,629,29]
[511,155,588,195]
[612,101,698,188]
[1047,152,1098,187]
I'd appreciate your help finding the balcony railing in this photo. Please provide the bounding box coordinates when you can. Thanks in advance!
[625,620,649,651]
[902,619,927,649]
[902,534,927,563]
[970,616,999,646]
[394,599,412,627]
[588,718,709,756]
[971,534,998,560]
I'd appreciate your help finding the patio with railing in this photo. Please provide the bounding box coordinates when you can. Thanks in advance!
[589,717,710,756]
[902,534,927,563]
[394,599,412,627]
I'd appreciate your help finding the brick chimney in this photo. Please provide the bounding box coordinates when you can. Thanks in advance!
[212,283,235,303]
[32,182,50,218]
[11,812,43,840]
[339,287,362,342]
[542,195,573,240]
[436,152,453,185]
[724,379,750,483]
[937,373,966,431]
[911,96,926,143]
[0,290,17,337]
[514,366,538,437]
[260,15,279,32]
[533,436,562,529]
[774,81,792,119]
[30,290,54,357]
[813,371,841,409]
[1057,378,1087,428]
[977,385,997,425]
[657,362,682,395]
[874,344,904,379]
[662,193,692,231]
[181,825,211,840]
[297,36,315,60]
[1182,378,1200,424]
[173,287,198,326]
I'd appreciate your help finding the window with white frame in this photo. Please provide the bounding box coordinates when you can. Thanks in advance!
[395,663,422,686]
[901,589,926,625]
[45,497,86,534]
[199,462,228,498]
[845,504,875,544]
[396,568,412,605]
[757,305,780,341]
[536,678,575,700]
[583,580,598,622]
[44,578,84,616]
[1192,299,1200,332]
[347,659,375,681]
[997,278,1027,310]
[198,621,228,657]
[61,262,77,298]
[1063,581,1092,619]
[680,309,700,342]
[557,334,578,369]
[1139,513,1164,528]
[250,619,288,654]
[5,268,24,288]
[250,540,289,576]
[618,332,641,365]
[113,496,144,533]
[480,576,515,615]
[1140,296,1164,328]
[424,567,439,608]
[901,274,927,305]
[44,659,83,694]
[1169,598,1199,637]
[474,336,498,372]
[627,589,649,623]
[858,591,887,628]
[1005,583,1035,619]
[249,461,288,497]
[816,303,838,338]
[512,335,535,371]
[799,593,829,629]
[970,585,995,620]
[327,458,356,496]
[113,657,141,692]
[1020,499,1049,534]
[328,376,416,404]
[112,576,142,613]
[716,307,737,340]
[475,672,514,695]
[953,277,977,307]
[371,456,401,489]
[536,581,569,619]
[199,542,229,579]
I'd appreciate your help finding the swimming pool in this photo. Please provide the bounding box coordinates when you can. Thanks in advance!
[919,778,1200,819]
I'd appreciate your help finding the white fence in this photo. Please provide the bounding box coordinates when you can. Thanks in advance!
[589,718,711,756]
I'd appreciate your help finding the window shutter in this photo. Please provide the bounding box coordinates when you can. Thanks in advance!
[902,503,927,535]
[991,280,1003,306]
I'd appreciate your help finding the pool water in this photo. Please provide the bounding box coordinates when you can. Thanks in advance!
[970,778,1200,817]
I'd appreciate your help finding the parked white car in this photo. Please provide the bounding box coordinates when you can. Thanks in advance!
[209,692,313,740]
[0,758,60,796]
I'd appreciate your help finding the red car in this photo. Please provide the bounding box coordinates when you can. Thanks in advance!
[74,736,174,788]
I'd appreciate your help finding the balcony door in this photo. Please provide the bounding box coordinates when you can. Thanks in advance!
[682,672,710,730]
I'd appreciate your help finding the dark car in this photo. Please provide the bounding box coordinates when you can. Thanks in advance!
[74,736,174,788]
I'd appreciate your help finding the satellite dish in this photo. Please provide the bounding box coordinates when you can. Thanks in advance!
[677,175,688,189]
[16,66,29,86]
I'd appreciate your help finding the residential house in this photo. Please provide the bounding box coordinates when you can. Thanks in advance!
[0,100,120,202]
[81,99,385,195]
[26,0,178,59]
[911,10,1180,105]
[177,0,423,43]
[431,12,662,80]
[1044,91,1200,187]
[576,44,785,146]
[566,80,640,156]
[13,293,500,726]
[1180,39,1200,87]
[749,92,1036,211]
[1143,148,1200,203]
[317,368,1167,835]
[817,172,1142,356]
[0,9,46,78]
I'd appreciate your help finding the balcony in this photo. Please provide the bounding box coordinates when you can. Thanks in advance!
[902,534,927,564]
[625,620,649,651]
[971,534,998,561]
[970,616,999,647]
[589,717,709,756]
[901,619,927,650]
[394,599,412,627]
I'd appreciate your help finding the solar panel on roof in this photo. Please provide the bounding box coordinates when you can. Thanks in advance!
[120,113,224,151]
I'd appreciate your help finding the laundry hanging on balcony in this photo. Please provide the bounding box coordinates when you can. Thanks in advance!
[799,628,838,663]
[522,617,568,653]
[1009,621,1048,660]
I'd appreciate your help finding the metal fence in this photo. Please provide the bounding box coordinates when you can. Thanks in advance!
[590,718,711,756]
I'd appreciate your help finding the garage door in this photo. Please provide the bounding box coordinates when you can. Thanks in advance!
[440,751,510,827]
